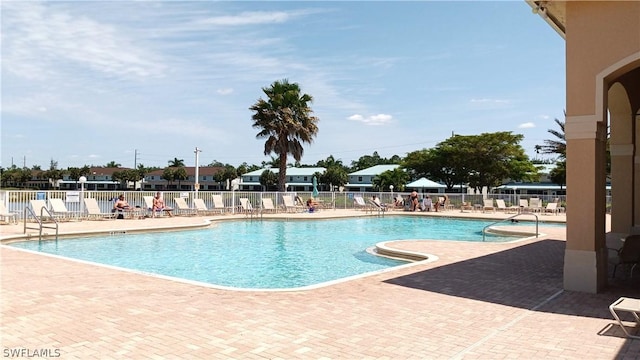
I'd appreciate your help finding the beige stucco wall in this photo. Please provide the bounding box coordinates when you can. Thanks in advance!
[563,0,640,292]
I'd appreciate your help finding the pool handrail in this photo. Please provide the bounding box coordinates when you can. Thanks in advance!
[482,213,539,242]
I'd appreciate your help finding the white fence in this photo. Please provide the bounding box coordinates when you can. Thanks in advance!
[0,189,576,222]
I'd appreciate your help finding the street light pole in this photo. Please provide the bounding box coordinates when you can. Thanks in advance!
[194,147,202,198]
[79,176,87,217]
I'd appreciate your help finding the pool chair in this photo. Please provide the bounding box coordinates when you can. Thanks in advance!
[0,203,18,224]
[369,197,387,213]
[519,199,530,213]
[353,196,372,212]
[29,199,57,222]
[49,198,76,221]
[173,197,196,216]
[543,202,559,215]
[84,198,115,220]
[193,198,220,215]
[482,198,496,213]
[529,198,543,213]
[212,194,232,214]
[609,234,640,278]
[261,198,278,213]
[495,199,518,213]
[282,195,304,213]
[239,198,259,216]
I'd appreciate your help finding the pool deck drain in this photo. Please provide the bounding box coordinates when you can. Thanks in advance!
[3,210,640,359]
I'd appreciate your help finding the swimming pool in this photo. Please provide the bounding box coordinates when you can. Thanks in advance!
[8,217,547,290]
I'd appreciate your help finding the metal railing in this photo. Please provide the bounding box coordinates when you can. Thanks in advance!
[23,206,59,241]
[482,213,539,242]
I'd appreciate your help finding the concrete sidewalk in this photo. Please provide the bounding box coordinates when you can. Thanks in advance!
[2,210,639,359]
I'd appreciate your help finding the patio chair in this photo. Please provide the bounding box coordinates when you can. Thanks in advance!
[261,198,278,213]
[0,203,18,224]
[49,198,76,220]
[543,202,559,215]
[193,198,221,215]
[353,196,371,212]
[29,199,57,222]
[282,195,304,213]
[496,199,518,213]
[519,199,530,213]
[212,194,232,214]
[482,198,495,213]
[84,198,115,220]
[173,197,196,216]
[609,297,640,339]
[609,234,640,278]
[239,198,259,216]
[529,198,543,213]
[369,197,387,213]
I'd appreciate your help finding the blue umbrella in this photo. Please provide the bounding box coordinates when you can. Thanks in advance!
[312,176,319,198]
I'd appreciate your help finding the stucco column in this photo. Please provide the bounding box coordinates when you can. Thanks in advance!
[564,115,608,293]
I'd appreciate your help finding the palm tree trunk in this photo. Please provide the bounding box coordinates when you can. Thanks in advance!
[278,154,287,192]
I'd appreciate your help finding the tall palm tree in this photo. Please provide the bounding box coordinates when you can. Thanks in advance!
[250,79,319,192]
[168,158,185,167]
[540,116,566,159]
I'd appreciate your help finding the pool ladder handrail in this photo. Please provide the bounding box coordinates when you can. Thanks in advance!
[23,207,59,241]
[482,213,539,242]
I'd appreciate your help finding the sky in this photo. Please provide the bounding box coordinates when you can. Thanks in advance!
[1,0,566,170]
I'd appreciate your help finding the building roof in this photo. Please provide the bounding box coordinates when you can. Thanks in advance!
[405,177,446,189]
[147,166,223,177]
[349,165,400,176]
[242,167,326,177]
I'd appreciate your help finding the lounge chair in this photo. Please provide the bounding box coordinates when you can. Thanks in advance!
[369,197,387,213]
[84,198,115,220]
[261,198,278,213]
[0,203,18,224]
[519,199,530,213]
[460,201,473,212]
[609,234,640,278]
[49,198,75,220]
[609,297,640,339]
[193,198,220,215]
[173,197,196,216]
[496,199,518,213]
[529,198,543,213]
[482,198,495,213]
[353,196,372,212]
[29,199,59,221]
[282,196,304,213]
[212,194,232,214]
[239,198,259,216]
[544,202,559,215]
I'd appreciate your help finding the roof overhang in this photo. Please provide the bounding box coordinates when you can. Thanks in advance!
[525,0,566,39]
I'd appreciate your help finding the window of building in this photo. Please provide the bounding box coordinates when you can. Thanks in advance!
[358,176,363,182]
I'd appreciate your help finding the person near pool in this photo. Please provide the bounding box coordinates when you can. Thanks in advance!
[306,198,318,212]
[410,190,419,211]
[114,194,133,210]
[152,192,174,217]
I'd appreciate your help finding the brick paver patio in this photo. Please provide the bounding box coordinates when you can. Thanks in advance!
[2,211,639,359]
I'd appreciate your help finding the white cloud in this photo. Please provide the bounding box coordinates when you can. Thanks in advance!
[217,88,234,95]
[470,98,510,104]
[518,122,536,129]
[347,113,393,126]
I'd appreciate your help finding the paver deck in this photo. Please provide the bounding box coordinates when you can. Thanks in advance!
[2,210,639,359]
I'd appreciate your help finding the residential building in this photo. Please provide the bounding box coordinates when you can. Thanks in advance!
[239,167,326,191]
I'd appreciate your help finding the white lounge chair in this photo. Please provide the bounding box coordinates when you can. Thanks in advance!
[529,198,543,213]
[610,297,640,339]
[173,197,196,216]
[0,203,18,224]
[212,194,232,214]
[193,198,220,215]
[261,198,277,213]
[282,196,304,213]
[84,198,115,220]
[49,198,74,220]
[496,199,518,213]
[239,198,259,216]
[353,196,371,212]
[544,202,559,215]
[519,199,530,213]
[29,199,60,221]
[482,198,495,213]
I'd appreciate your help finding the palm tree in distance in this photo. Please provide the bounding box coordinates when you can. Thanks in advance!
[168,158,185,167]
[539,116,566,159]
[105,161,121,168]
[250,79,319,192]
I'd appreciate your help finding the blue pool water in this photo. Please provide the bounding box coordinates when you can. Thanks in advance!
[8,217,552,289]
